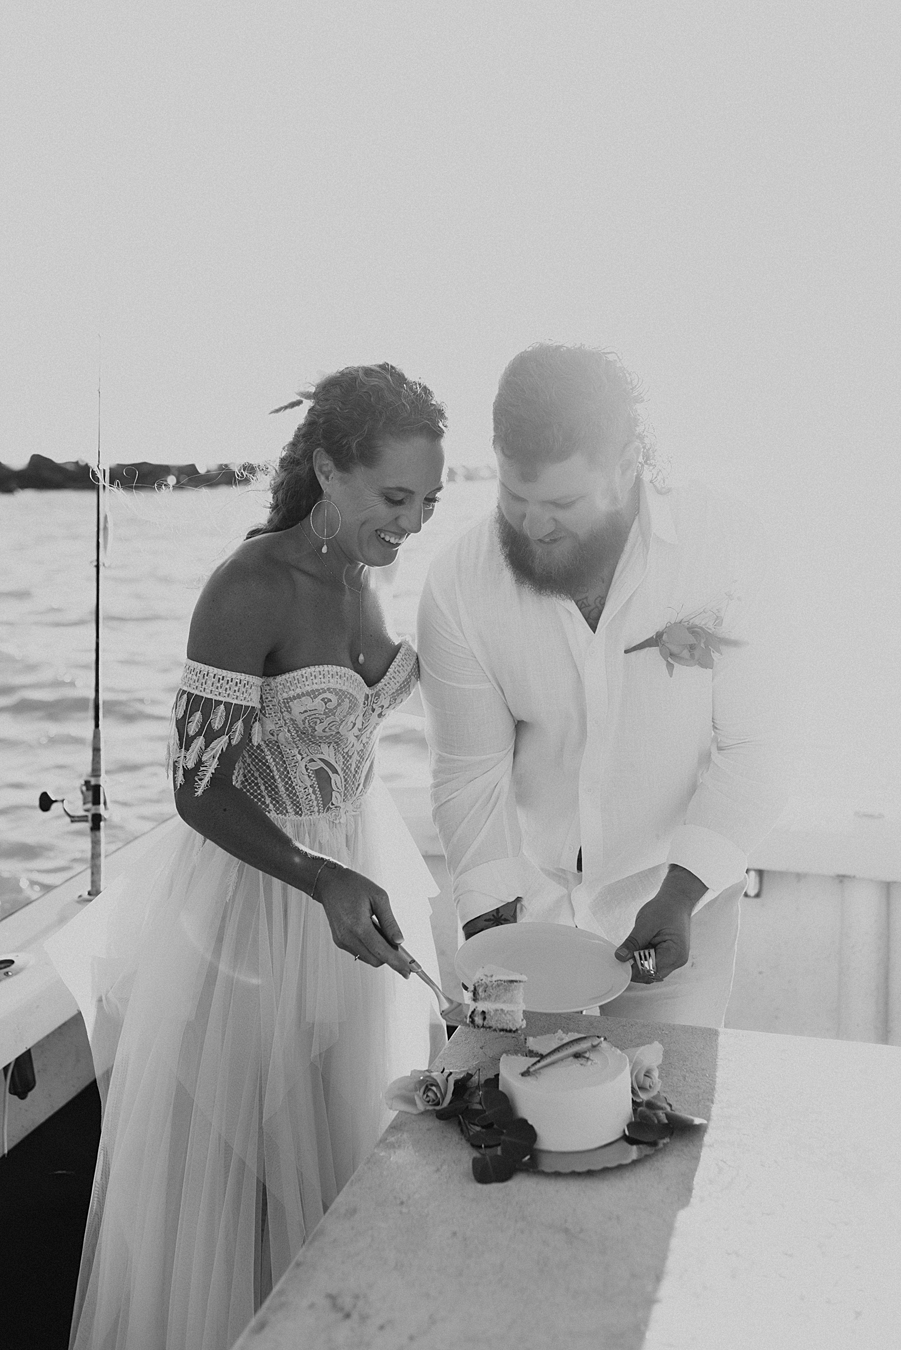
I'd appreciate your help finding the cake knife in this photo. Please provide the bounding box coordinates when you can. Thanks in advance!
[371,916,470,1025]
[397,946,472,1026]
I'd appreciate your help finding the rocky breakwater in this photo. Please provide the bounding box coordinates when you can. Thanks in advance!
[0,454,264,493]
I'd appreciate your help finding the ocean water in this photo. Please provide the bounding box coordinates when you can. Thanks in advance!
[0,478,496,919]
[3,475,898,921]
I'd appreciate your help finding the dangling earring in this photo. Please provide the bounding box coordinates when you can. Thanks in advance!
[309,496,342,553]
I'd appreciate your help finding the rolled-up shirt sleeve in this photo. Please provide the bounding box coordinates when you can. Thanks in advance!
[417,564,557,928]
[667,522,792,902]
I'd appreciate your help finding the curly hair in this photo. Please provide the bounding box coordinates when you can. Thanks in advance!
[492,343,657,482]
[247,363,447,538]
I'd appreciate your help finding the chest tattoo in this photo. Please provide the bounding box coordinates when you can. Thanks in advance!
[575,590,608,632]
[573,557,619,632]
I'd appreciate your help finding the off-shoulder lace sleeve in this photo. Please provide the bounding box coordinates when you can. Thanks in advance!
[167,659,263,796]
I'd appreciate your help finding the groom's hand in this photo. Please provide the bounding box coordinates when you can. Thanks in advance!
[462,898,520,941]
[614,866,706,982]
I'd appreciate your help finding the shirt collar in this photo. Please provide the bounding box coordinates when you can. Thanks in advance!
[639,474,678,545]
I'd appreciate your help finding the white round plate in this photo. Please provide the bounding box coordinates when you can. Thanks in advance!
[454,923,631,1012]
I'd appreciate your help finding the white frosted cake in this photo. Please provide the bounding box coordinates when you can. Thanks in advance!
[499,1032,633,1151]
[466,964,527,1032]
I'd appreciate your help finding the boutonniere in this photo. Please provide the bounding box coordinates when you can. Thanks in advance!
[625,607,745,677]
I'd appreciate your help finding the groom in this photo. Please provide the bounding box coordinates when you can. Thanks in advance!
[417,343,787,1027]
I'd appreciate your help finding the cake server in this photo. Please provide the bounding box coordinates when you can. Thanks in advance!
[396,945,471,1026]
[370,916,470,1025]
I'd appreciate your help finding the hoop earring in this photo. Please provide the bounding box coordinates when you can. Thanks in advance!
[309,496,342,553]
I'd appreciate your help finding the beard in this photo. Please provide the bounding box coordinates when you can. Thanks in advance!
[494,504,630,598]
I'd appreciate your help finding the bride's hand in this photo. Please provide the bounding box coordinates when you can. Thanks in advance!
[314,862,412,976]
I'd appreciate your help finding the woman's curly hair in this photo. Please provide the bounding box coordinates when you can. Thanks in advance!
[247,363,447,538]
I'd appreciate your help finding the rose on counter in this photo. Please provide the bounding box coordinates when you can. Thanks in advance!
[385,1069,468,1114]
[625,1042,664,1101]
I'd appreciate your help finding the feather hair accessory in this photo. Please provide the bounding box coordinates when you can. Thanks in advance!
[269,389,314,415]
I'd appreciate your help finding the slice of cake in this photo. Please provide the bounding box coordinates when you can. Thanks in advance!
[466,964,526,1032]
[499,1032,633,1150]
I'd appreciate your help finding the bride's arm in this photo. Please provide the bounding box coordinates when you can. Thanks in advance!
[171,550,412,974]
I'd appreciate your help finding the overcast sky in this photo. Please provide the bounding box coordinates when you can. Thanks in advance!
[2,1,899,801]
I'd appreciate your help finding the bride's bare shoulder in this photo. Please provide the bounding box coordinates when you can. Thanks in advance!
[186,534,295,672]
[204,533,296,604]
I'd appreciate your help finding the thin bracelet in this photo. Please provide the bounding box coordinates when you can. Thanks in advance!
[310,856,336,901]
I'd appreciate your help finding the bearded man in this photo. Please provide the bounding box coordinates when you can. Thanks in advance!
[417,343,787,1028]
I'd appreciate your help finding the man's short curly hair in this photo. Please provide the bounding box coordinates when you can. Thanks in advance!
[492,343,656,481]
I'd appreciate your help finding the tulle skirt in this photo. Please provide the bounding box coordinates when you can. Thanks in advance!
[45,778,443,1350]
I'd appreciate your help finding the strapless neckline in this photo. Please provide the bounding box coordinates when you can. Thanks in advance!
[173,642,417,817]
[262,638,414,694]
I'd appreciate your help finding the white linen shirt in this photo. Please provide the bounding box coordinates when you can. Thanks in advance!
[417,477,788,943]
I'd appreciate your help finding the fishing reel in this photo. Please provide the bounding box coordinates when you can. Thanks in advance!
[39,778,109,824]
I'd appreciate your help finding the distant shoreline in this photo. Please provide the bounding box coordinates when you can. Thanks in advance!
[0,454,496,493]
[0,454,263,493]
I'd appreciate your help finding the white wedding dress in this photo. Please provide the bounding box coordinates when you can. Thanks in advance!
[46,639,443,1350]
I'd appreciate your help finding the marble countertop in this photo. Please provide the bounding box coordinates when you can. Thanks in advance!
[233,1014,901,1350]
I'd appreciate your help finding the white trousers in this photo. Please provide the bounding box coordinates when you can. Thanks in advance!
[598,881,744,1029]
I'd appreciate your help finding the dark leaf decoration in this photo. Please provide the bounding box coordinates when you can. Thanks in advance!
[434,1099,471,1121]
[499,1135,536,1165]
[443,1080,540,1181]
[500,1118,538,1147]
[463,1127,506,1150]
[663,1110,708,1131]
[624,1117,672,1145]
[635,1106,670,1127]
[475,1101,517,1127]
[473,1152,518,1184]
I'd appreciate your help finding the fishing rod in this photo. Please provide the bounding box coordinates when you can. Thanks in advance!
[38,350,109,901]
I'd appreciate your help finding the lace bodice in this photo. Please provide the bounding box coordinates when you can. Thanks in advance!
[168,641,418,818]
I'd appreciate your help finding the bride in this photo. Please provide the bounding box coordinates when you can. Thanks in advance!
[46,363,448,1350]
